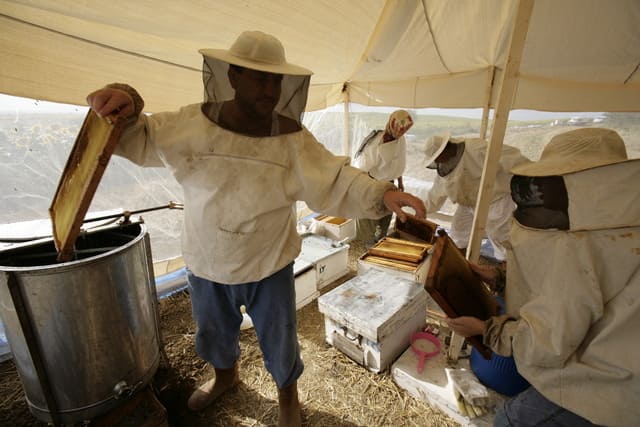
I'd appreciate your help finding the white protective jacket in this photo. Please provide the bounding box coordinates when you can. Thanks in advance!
[114,103,393,284]
[353,132,406,182]
[425,138,526,211]
[484,160,640,426]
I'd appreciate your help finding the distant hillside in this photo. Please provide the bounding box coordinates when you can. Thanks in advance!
[2,111,638,261]
[307,110,640,182]
[0,113,184,261]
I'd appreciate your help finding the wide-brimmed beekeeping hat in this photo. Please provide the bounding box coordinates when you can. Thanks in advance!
[199,30,312,76]
[511,128,632,177]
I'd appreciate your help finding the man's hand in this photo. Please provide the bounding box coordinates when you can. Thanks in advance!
[86,87,135,120]
[383,190,426,222]
[445,316,486,337]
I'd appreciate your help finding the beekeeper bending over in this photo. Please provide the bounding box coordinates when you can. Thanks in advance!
[353,110,414,245]
[447,128,640,426]
[423,133,528,260]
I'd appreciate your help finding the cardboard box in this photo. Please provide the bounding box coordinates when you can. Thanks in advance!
[318,269,427,373]
[298,234,350,290]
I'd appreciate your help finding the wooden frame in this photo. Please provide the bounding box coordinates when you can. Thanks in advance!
[49,111,125,262]
[367,236,430,263]
[425,232,499,359]
[394,214,438,244]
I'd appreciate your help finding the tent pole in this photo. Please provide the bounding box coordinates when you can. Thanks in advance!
[479,66,496,140]
[467,0,534,264]
[342,87,351,156]
[449,0,535,362]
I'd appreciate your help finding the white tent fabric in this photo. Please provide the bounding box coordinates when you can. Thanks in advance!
[1,0,639,113]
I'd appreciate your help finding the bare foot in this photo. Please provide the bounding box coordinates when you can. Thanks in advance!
[187,364,240,412]
[278,381,301,427]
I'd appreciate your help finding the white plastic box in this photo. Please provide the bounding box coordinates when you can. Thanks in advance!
[311,214,356,242]
[298,234,350,290]
[317,269,427,373]
[293,258,318,310]
[392,348,500,426]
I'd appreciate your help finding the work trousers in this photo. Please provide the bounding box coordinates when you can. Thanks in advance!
[495,386,602,427]
[187,263,304,389]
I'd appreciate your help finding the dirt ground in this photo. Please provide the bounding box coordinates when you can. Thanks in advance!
[0,240,461,427]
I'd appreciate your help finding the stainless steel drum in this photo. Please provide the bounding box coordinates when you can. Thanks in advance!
[0,221,161,424]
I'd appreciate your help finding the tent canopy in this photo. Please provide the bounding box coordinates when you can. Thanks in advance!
[1,0,639,113]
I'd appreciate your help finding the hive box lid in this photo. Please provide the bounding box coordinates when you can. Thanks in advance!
[49,111,125,262]
[318,269,427,342]
[298,234,347,264]
[293,258,313,276]
[425,232,499,359]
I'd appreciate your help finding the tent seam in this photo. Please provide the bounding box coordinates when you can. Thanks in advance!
[0,13,200,73]
[420,0,451,73]
[624,62,639,85]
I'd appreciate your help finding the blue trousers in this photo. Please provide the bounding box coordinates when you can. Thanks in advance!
[495,387,601,426]
[187,263,304,389]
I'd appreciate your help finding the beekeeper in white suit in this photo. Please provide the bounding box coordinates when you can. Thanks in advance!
[86,30,426,427]
[353,110,414,245]
[447,127,640,426]
[423,132,528,260]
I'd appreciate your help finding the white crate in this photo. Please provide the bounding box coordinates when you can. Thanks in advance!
[311,214,356,242]
[298,234,350,290]
[318,269,427,373]
[293,258,318,310]
[392,348,502,426]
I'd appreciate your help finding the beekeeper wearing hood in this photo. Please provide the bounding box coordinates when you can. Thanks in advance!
[86,30,425,426]
[447,128,640,426]
[423,133,528,261]
[353,110,414,245]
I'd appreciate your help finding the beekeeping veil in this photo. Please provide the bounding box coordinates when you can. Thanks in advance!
[499,128,640,423]
[199,31,312,135]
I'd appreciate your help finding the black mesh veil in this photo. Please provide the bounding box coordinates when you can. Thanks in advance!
[201,55,310,135]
